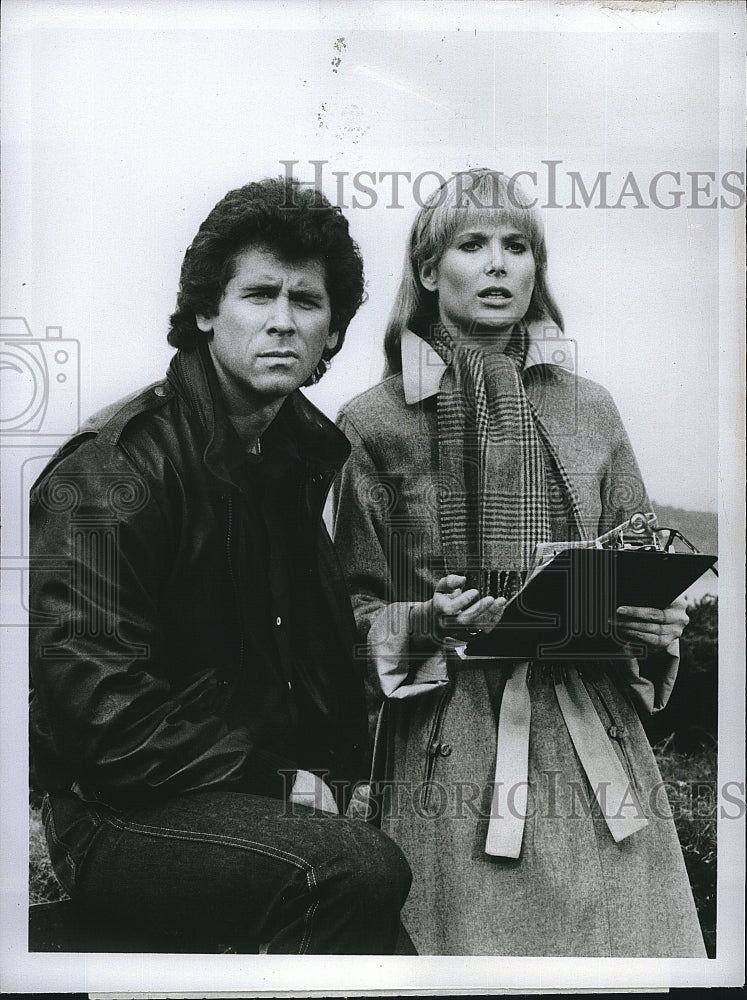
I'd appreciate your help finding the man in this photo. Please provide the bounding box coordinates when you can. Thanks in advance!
[29,177,411,954]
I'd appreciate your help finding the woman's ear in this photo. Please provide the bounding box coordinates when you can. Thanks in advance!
[418,260,439,293]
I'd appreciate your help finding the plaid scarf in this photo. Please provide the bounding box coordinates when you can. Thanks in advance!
[431,322,586,599]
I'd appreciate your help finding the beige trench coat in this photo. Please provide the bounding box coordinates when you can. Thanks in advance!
[333,341,706,957]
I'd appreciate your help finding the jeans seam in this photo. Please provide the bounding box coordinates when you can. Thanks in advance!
[102,814,315,871]
[301,873,319,955]
[101,813,319,954]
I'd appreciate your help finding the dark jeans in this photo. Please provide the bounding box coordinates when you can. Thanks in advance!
[43,789,412,954]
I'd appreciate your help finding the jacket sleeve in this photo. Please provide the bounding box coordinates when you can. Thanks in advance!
[333,410,448,730]
[596,387,680,716]
[29,439,295,805]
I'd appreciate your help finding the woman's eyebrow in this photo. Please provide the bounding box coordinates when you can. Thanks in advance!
[452,227,529,240]
[453,228,489,239]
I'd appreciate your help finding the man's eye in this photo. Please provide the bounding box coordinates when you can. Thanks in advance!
[244,292,270,302]
[293,297,320,309]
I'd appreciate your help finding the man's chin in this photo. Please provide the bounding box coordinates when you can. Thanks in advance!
[251,372,312,400]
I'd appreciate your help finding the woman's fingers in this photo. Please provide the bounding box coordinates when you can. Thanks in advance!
[616,604,689,625]
[435,574,468,593]
[616,627,679,650]
[434,588,480,615]
[612,601,689,652]
[447,596,507,635]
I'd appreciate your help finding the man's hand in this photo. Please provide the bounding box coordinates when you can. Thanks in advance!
[409,574,507,647]
[288,769,339,814]
[612,596,689,655]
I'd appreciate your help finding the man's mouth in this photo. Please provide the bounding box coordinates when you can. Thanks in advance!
[478,286,512,300]
[259,350,299,359]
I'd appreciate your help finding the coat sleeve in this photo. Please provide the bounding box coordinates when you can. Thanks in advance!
[595,387,680,716]
[29,440,296,806]
[333,410,448,731]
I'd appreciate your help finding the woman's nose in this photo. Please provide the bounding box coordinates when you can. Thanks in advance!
[484,242,506,274]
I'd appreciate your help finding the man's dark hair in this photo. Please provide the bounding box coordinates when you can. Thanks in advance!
[168,177,365,377]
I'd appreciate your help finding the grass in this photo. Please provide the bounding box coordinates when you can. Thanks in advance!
[29,805,68,906]
[653,735,717,958]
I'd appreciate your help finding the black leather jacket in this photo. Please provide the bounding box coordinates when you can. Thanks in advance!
[29,344,367,810]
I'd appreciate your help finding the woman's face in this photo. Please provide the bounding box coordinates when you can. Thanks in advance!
[419,220,535,345]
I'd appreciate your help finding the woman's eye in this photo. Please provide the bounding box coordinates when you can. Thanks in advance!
[507,241,528,254]
[459,240,483,252]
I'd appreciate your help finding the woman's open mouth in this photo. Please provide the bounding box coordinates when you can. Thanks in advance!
[478,286,513,302]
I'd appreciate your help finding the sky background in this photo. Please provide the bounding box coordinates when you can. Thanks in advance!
[2,4,742,513]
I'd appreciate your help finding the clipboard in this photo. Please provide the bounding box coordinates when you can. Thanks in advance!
[461,548,717,660]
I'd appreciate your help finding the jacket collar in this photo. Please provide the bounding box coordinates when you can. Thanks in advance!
[168,342,350,483]
[401,319,574,405]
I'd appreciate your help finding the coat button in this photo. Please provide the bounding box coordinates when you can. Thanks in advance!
[608,725,625,740]
[276,616,282,626]
[439,743,452,756]
[154,385,166,397]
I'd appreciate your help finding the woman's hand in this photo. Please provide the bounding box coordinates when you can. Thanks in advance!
[612,596,689,655]
[410,574,506,647]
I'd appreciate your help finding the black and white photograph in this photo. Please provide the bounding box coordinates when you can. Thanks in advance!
[1,1,744,994]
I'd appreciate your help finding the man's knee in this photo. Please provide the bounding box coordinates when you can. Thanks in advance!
[337,822,412,907]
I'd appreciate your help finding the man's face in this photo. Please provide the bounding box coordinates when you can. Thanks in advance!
[197,245,337,405]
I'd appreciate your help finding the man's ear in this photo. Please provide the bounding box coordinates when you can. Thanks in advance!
[324,329,340,353]
[195,315,213,333]
[418,260,439,293]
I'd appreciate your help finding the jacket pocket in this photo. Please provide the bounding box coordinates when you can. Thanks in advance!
[420,681,454,816]
[41,793,104,896]
[585,675,643,801]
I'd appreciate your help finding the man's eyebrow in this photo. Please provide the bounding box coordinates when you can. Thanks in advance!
[237,277,282,290]
[288,284,326,297]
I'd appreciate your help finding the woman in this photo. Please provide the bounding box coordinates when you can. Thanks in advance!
[333,169,705,956]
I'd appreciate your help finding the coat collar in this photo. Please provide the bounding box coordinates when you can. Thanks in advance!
[401,320,574,405]
[168,342,351,482]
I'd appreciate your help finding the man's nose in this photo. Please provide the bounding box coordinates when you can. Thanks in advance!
[267,294,296,333]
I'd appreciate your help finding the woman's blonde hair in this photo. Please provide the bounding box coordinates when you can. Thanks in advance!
[383,168,564,375]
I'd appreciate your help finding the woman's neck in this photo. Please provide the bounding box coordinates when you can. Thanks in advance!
[437,317,516,355]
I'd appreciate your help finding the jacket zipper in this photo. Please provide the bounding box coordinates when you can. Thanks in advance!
[224,496,245,672]
[421,681,454,813]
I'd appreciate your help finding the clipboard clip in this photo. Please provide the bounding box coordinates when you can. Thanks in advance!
[603,512,718,578]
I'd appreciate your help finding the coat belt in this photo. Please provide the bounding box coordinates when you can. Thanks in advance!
[485,660,649,858]
[368,604,650,860]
